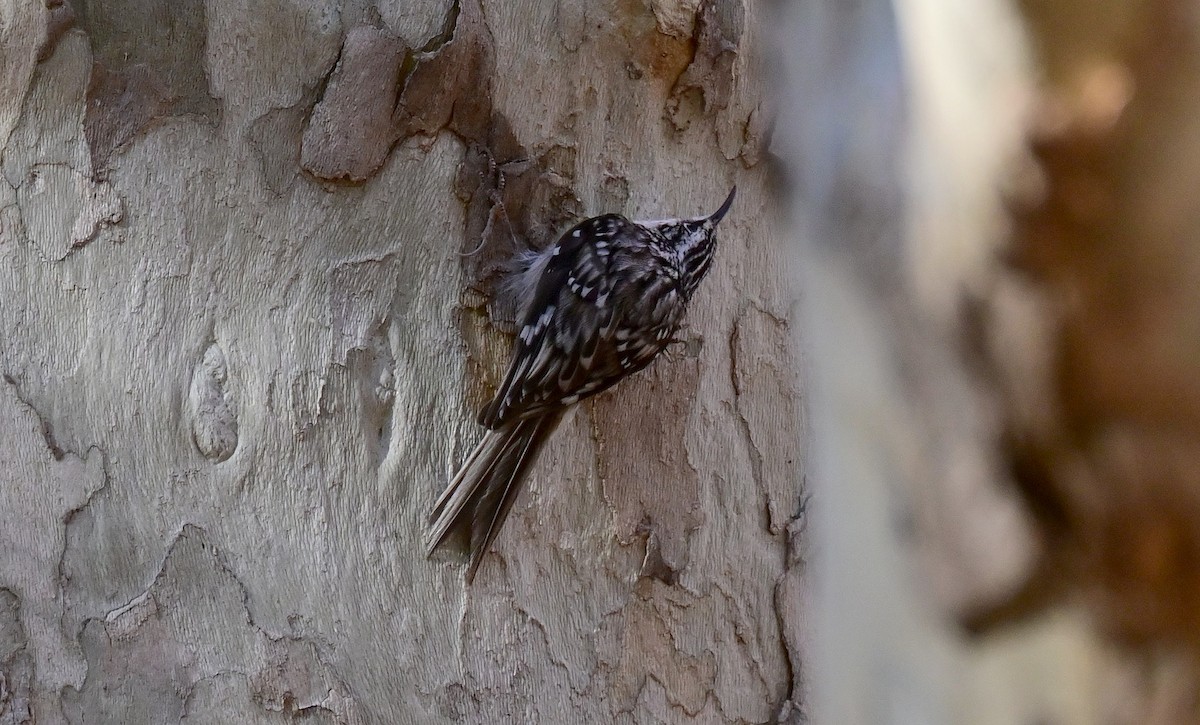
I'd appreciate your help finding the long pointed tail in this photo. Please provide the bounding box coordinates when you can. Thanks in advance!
[425,412,563,582]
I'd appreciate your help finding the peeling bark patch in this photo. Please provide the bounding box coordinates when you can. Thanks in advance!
[301,26,407,182]
[649,0,702,39]
[598,173,630,214]
[395,0,491,142]
[738,103,771,169]
[772,569,805,723]
[0,590,33,725]
[84,63,172,179]
[0,652,33,725]
[61,526,362,724]
[246,98,312,196]
[665,1,740,131]
[182,672,338,725]
[38,0,78,62]
[329,256,402,364]
[250,638,355,720]
[434,682,477,722]
[0,591,25,662]
[295,0,496,185]
[13,163,123,260]
[667,88,705,136]
[609,587,717,716]
[0,387,108,714]
[615,0,695,84]
[730,304,802,535]
[555,2,586,51]
[368,330,397,461]
[327,261,404,459]
[636,523,678,585]
[343,325,397,463]
[288,370,329,440]
[2,373,66,460]
[75,0,216,175]
[189,343,239,463]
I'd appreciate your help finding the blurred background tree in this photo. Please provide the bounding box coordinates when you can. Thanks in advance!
[782,0,1200,722]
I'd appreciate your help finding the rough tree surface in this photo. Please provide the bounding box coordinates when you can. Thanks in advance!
[0,1,800,723]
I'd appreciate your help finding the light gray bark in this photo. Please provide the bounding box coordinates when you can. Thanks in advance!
[0,1,800,723]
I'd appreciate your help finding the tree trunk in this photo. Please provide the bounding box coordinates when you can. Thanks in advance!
[0,1,800,723]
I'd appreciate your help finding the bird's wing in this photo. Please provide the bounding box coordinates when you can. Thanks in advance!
[478,215,660,429]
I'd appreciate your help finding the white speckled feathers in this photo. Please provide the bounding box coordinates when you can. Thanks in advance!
[477,214,685,430]
[429,188,734,582]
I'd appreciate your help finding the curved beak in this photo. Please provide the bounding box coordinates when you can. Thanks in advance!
[707,186,737,225]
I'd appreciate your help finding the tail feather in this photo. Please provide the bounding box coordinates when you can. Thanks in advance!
[426,412,562,582]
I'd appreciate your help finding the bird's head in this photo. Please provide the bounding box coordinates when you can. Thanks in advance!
[641,187,736,298]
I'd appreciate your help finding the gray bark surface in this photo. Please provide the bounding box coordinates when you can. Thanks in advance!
[0,1,800,723]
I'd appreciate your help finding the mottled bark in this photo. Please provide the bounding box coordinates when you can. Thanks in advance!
[0,1,799,723]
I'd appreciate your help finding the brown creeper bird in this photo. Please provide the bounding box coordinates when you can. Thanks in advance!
[426,187,737,582]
